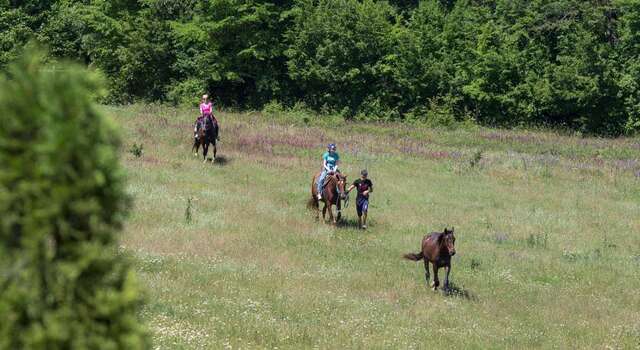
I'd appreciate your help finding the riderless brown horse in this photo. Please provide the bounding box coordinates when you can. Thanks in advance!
[310,172,348,224]
[404,228,457,291]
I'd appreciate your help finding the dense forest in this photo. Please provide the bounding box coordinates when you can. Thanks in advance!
[2,0,640,135]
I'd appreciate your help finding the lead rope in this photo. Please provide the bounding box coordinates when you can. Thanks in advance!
[344,190,350,208]
[336,181,342,214]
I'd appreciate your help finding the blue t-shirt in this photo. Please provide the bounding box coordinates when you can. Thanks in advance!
[323,151,340,170]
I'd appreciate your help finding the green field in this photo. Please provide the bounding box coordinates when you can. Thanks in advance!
[111,105,640,349]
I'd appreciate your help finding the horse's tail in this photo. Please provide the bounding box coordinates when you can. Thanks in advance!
[403,252,424,261]
[307,196,318,209]
[308,175,319,210]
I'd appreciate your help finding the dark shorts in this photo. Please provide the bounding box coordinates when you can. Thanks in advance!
[356,197,369,216]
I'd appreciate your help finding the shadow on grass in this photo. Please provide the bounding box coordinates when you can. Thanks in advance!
[201,155,231,165]
[443,282,477,301]
[337,217,361,230]
[213,155,230,166]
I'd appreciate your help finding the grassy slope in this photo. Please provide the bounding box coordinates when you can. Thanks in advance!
[109,104,640,349]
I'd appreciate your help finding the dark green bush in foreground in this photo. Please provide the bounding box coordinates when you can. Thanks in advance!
[0,52,148,349]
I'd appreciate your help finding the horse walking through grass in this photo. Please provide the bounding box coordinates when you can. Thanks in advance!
[310,172,347,224]
[191,121,219,162]
[404,228,457,291]
[202,120,219,162]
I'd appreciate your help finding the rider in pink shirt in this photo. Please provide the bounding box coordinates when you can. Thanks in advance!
[195,94,216,137]
[200,95,213,117]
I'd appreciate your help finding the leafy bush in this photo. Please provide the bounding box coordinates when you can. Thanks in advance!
[167,78,205,107]
[129,143,144,158]
[0,51,149,349]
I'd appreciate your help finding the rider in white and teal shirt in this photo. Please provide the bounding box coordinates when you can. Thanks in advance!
[317,143,340,200]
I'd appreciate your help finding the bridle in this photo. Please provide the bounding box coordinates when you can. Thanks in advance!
[333,174,350,213]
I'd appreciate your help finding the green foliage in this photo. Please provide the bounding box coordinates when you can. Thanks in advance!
[3,0,640,134]
[185,197,193,224]
[285,0,397,117]
[0,51,149,349]
[129,143,144,158]
[469,149,483,169]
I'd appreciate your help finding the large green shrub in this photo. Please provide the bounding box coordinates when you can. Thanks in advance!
[0,51,148,349]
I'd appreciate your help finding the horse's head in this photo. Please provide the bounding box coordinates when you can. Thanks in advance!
[335,173,348,200]
[441,227,456,256]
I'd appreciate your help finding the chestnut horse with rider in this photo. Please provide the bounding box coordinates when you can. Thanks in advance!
[310,143,347,224]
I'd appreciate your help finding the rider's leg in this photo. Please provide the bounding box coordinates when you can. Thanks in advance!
[317,170,327,199]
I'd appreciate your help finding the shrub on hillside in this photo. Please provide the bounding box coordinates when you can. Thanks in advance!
[0,51,149,349]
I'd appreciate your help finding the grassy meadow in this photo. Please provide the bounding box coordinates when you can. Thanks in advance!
[109,104,640,349]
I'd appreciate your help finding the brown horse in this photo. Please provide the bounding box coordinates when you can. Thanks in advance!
[310,172,348,224]
[404,228,457,291]
[202,122,219,162]
[192,122,219,162]
[192,128,206,156]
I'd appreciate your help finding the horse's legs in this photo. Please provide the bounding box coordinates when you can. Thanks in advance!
[328,204,336,224]
[322,202,327,221]
[444,264,451,291]
[431,264,440,291]
[192,138,199,156]
[202,140,209,161]
[213,143,217,160]
[423,259,430,285]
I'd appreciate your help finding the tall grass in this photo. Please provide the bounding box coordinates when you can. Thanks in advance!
[111,104,640,349]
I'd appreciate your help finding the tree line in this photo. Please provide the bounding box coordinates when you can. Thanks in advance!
[2,0,640,135]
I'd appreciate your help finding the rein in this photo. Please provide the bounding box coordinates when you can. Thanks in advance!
[334,176,349,212]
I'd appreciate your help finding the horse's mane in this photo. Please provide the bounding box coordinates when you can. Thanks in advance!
[327,173,346,184]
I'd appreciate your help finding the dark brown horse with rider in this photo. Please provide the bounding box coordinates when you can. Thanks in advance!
[192,115,219,162]
[404,228,457,291]
[310,171,348,224]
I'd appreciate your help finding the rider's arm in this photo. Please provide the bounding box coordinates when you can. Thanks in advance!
[323,159,331,172]
[333,159,340,172]
[346,184,356,193]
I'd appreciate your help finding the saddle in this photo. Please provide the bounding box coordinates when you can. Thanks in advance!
[320,172,339,189]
